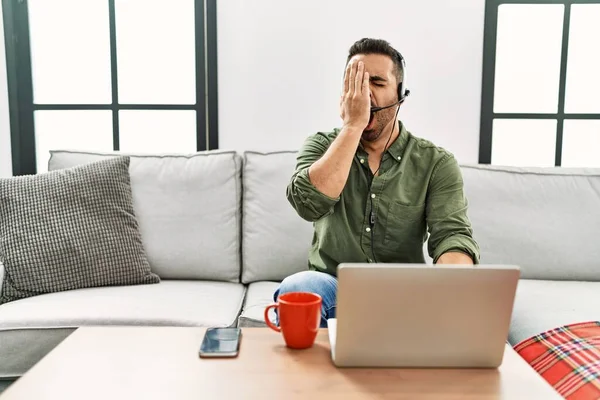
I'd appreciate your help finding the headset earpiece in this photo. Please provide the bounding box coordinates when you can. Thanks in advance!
[396,50,409,104]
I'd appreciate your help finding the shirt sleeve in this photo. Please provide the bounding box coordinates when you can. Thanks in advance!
[426,154,481,264]
[286,133,340,222]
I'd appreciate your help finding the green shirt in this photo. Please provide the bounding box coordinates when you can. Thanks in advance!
[286,120,480,277]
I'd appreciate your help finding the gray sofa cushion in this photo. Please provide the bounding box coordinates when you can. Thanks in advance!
[508,279,600,345]
[241,152,313,283]
[0,157,159,305]
[238,281,280,327]
[0,280,246,377]
[48,150,242,282]
[461,165,600,280]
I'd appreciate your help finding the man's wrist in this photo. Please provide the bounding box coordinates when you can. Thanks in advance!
[436,251,474,265]
[341,123,365,136]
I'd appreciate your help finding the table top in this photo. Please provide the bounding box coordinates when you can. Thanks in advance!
[0,327,561,400]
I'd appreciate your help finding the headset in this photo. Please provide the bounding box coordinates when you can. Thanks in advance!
[364,49,410,263]
[370,51,410,113]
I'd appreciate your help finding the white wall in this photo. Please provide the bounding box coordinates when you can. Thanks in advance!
[0,5,12,177]
[217,0,485,163]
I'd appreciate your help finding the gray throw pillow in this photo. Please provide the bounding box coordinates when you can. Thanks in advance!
[0,156,159,305]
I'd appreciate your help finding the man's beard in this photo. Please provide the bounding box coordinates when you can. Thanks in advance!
[362,109,395,142]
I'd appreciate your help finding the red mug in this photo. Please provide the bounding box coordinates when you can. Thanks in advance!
[264,292,322,349]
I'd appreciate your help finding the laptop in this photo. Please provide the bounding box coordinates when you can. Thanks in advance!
[327,263,520,368]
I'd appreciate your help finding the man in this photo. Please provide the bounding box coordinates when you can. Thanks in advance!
[274,38,480,327]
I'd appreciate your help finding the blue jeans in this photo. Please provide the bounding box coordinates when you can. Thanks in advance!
[273,271,338,328]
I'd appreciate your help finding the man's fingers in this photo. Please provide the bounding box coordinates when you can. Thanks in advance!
[348,61,356,94]
[355,62,364,94]
[363,71,370,96]
[343,62,351,94]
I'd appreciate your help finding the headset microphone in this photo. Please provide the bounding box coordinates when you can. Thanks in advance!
[370,89,410,113]
[370,102,400,113]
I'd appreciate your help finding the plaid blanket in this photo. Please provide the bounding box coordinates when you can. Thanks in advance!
[514,321,600,400]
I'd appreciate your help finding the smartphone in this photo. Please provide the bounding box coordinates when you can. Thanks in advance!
[199,327,242,358]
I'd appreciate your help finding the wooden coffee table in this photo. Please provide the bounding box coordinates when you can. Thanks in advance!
[0,327,561,399]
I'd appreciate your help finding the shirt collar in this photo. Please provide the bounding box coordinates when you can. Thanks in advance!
[386,120,409,163]
[356,120,409,163]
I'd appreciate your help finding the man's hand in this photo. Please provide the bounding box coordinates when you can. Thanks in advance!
[437,252,473,265]
[296,61,370,201]
[340,61,371,131]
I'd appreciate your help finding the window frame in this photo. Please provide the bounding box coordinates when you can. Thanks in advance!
[479,0,600,165]
[2,0,219,176]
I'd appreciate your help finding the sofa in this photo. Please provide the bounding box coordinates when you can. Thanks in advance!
[0,148,599,382]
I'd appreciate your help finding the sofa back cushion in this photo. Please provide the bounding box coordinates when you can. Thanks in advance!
[461,164,600,280]
[241,152,313,283]
[49,150,242,282]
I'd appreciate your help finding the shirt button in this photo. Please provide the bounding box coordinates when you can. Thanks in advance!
[360,159,365,164]
[368,258,373,263]
[397,156,402,160]
[371,193,376,199]
[366,227,371,233]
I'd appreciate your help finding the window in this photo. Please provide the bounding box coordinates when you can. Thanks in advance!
[480,0,600,167]
[2,0,219,175]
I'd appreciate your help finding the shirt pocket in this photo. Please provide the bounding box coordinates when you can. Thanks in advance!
[383,202,427,246]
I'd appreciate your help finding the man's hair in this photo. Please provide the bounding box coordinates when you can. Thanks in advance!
[346,38,404,83]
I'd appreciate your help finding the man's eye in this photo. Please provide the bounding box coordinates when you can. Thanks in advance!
[373,83,385,87]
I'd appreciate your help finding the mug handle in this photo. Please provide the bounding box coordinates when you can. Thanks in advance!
[264,304,281,332]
